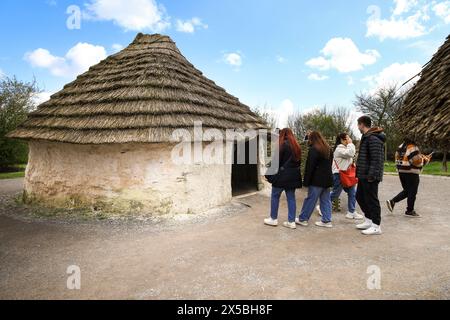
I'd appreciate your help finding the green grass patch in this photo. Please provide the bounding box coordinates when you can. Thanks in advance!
[0,171,25,179]
[0,163,26,179]
[384,161,449,176]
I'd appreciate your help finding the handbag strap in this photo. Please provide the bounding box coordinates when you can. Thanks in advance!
[280,154,293,170]
[333,159,340,171]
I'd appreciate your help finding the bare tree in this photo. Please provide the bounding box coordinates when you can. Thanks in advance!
[287,111,306,139]
[354,85,404,159]
[331,106,354,139]
[251,105,278,129]
[354,85,403,129]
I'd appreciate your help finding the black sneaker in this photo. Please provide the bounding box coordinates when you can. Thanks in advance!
[386,200,395,213]
[405,211,421,218]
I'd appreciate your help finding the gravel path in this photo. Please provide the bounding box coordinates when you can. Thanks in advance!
[1,175,449,299]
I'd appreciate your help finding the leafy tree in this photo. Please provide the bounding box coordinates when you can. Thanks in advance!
[0,76,39,168]
[287,106,353,141]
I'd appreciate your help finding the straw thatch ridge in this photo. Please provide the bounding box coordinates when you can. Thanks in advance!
[8,33,267,144]
[398,35,450,149]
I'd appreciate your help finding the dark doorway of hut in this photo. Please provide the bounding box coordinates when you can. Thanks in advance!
[232,139,259,197]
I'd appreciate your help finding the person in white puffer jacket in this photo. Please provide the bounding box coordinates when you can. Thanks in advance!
[330,133,363,220]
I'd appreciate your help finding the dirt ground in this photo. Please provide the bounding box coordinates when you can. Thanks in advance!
[1,175,449,300]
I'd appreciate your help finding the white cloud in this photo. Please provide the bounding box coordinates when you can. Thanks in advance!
[111,43,124,52]
[25,43,107,79]
[307,73,329,81]
[367,0,450,40]
[306,38,380,73]
[276,55,286,63]
[33,91,54,106]
[367,11,428,40]
[255,99,295,128]
[223,52,242,67]
[278,99,295,128]
[65,43,106,73]
[433,1,450,23]
[408,39,442,56]
[363,62,422,92]
[393,0,418,15]
[85,0,170,32]
[366,2,430,41]
[347,76,355,86]
[0,68,4,78]
[176,17,208,33]
[25,48,67,76]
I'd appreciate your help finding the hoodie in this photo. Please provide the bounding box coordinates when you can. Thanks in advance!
[356,127,386,182]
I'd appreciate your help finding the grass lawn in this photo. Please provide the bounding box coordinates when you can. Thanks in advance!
[1,163,448,179]
[384,161,449,177]
[0,164,26,180]
[0,171,25,179]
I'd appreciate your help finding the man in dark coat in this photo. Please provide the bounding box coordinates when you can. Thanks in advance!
[355,116,386,235]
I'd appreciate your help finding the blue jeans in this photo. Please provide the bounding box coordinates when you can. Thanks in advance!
[271,187,296,223]
[330,173,356,213]
[299,186,332,223]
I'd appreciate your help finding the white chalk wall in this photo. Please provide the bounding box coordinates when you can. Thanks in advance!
[24,141,233,215]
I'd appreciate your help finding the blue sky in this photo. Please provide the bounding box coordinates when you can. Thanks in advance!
[0,0,449,127]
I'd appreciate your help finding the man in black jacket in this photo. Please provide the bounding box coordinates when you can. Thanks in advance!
[355,116,386,235]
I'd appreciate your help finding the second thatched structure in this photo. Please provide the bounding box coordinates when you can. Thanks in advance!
[398,35,450,151]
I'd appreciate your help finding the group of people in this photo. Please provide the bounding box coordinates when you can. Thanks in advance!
[264,115,432,236]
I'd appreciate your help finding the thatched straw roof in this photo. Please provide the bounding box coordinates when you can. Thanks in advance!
[8,33,266,144]
[398,35,450,149]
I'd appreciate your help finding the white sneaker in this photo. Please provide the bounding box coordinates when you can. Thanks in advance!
[264,218,278,227]
[346,211,364,220]
[362,225,382,235]
[315,221,333,228]
[295,218,308,227]
[356,218,372,230]
[316,205,323,217]
[283,221,297,229]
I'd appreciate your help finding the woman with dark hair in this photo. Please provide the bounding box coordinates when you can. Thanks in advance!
[264,128,302,229]
[328,133,363,220]
[386,138,432,217]
[297,131,334,228]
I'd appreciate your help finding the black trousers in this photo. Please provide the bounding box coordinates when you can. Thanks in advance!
[392,173,420,212]
[356,179,381,225]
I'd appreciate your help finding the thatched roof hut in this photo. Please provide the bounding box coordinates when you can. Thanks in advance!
[7,33,267,215]
[9,33,265,143]
[398,35,450,150]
